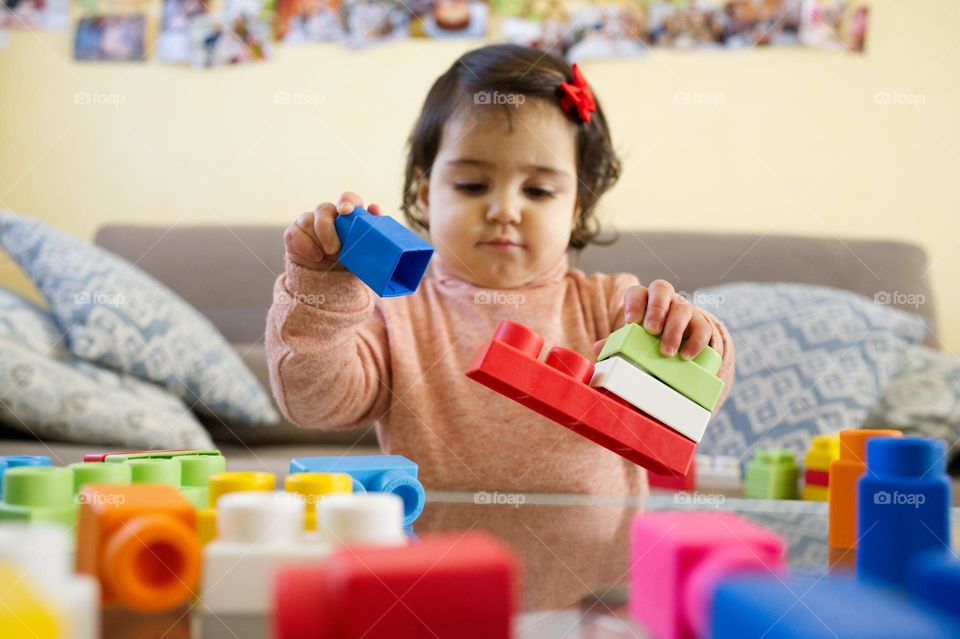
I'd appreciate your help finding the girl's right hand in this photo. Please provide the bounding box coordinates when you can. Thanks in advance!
[283,191,384,271]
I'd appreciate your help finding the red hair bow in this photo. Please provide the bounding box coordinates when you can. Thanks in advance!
[558,64,596,124]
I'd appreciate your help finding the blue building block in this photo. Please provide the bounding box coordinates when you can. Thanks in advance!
[910,550,960,620]
[857,437,951,589]
[712,573,960,639]
[289,454,425,526]
[334,206,434,297]
[0,456,52,499]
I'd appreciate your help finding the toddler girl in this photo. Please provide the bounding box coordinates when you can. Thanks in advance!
[266,44,735,495]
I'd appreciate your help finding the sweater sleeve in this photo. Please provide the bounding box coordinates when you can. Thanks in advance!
[264,256,392,430]
[602,274,736,413]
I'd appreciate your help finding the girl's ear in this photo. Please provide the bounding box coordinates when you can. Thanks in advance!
[415,168,430,223]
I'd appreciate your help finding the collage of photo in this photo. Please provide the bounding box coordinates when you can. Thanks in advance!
[0,0,868,63]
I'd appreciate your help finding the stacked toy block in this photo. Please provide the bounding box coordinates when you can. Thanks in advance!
[466,321,725,477]
[802,434,840,501]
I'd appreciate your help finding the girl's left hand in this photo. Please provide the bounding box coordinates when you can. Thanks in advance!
[593,280,723,361]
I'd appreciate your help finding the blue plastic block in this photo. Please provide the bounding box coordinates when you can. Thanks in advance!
[334,206,434,297]
[712,573,960,639]
[0,456,52,499]
[910,550,960,620]
[857,437,951,589]
[289,454,425,526]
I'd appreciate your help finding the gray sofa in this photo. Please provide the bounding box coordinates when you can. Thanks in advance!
[0,225,939,476]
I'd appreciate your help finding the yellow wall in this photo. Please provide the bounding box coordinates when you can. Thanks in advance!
[1,1,958,350]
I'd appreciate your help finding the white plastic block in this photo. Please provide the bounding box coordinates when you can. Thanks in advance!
[590,355,712,443]
[0,523,100,639]
[201,491,329,615]
[315,492,406,546]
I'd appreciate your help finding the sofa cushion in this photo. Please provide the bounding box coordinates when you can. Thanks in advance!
[695,283,929,458]
[0,288,213,448]
[0,212,278,425]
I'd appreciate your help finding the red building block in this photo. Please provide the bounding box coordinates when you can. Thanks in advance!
[273,532,517,639]
[630,511,786,639]
[649,463,697,491]
[465,321,696,476]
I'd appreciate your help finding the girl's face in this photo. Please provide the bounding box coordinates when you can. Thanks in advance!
[418,99,580,289]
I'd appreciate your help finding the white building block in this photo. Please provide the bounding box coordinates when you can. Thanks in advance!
[0,523,99,639]
[590,355,712,443]
[315,492,406,546]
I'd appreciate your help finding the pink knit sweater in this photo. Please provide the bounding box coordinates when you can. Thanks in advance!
[265,252,735,495]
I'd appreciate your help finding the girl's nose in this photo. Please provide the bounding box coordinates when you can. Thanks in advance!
[485,192,522,225]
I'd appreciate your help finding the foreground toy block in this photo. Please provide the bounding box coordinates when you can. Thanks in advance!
[284,472,353,530]
[0,523,99,639]
[76,484,201,613]
[629,511,785,639]
[274,532,517,639]
[802,435,839,501]
[828,429,902,549]
[334,206,434,297]
[0,455,51,498]
[289,455,425,527]
[744,449,799,499]
[0,466,77,527]
[597,323,724,411]
[0,566,60,639]
[466,321,697,476]
[590,355,712,442]
[712,573,960,638]
[910,551,960,620]
[857,437,951,589]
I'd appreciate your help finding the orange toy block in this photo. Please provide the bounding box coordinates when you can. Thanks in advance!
[76,484,201,613]
[827,429,902,550]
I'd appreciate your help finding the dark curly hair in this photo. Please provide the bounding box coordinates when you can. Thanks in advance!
[401,44,622,250]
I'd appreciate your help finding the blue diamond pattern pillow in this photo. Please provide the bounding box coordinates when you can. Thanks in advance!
[0,213,278,425]
[694,283,928,459]
[0,288,214,448]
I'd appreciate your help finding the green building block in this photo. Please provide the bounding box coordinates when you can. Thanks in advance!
[0,466,77,527]
[175,454,226,509]
[744,449,800,500]
[597,323,724,411]
[96,451,226,509]
[102,449,221,463]
[68,462,131,497]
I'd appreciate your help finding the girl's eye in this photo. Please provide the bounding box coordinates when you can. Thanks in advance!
[454,182,488,194]
[525,186,555,199]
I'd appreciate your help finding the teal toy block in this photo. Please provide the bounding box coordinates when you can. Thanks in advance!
[744,449,799,500]
[597,323,723,411]
[0,455,51,499]
[0,466,77,527]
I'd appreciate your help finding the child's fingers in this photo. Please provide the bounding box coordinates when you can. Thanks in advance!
[313,202,341,255]
[286,217,324,265]
[708,323,724,357]
[659,297,692,357]
[592,338,607,359]
[642,279,675,335]
[623,285,649,324]
[680,312,712,360]
[367,202,383,216]
[337,191,365,215]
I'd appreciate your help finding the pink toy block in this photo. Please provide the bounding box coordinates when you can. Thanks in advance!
[273,532,517,639]
[466,320,697,476]
[629,511,786,639]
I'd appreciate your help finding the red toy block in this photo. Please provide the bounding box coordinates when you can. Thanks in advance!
[629,511,786,639]
[273,532,517,639]
[804,469,829,487]
[465,321,696,476]
[82,449,189,463]
[649,463,696,491]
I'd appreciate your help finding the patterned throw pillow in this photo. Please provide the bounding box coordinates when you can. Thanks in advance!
[0,212,278,425]
[694,283,928,460]
[0,288,214,448]
[864,344,960,466]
